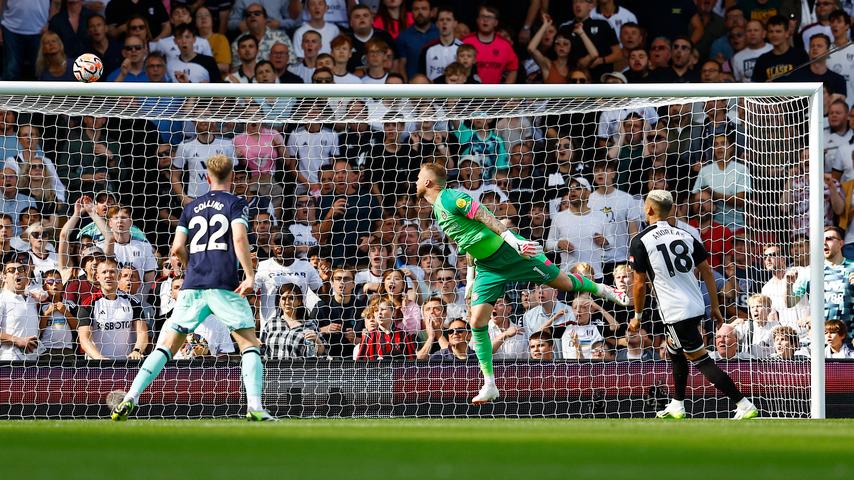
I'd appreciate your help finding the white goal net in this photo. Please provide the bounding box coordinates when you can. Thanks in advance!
[0,83,826,419]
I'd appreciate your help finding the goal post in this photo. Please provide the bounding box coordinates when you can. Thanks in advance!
[0,81,826,419]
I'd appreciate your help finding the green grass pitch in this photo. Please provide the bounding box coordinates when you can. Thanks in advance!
[0,419,851,480]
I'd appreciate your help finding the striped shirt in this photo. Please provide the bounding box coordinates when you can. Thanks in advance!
[262,317,321,359]
[354,330,418,360]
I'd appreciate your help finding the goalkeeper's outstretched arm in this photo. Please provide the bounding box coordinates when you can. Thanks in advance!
[473,206,543,258]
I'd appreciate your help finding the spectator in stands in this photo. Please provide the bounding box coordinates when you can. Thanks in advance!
[288,30,322,83]
[77,258,148,360]
[558,0,620,81]
[36,30,75,82]
[105,0,169,40]
[58,203,107,308]
[417,7,459,81]
[752,15,808,82]
[256,231,323,328]
[107,35,148,82]
[825,100,852,178]
[346,4,397,73]
[168,24,222,83]
[262,283,326,359]
[149,6,212,66]
[38,268,75,359]
[0,214,22,265]
[354,296,419,360]
[252,212,275,261]
[451,155,502,203]
[648,36,672,71]
[170,120,235,206]
[528,14,594,84]
[648,36,699,83]
[429,266,465,323]
[692,128,750,231]
[415,297,448,359]
[18,158,64,221]
[732,294,780,358]
[195,6,231,77]
[372,0,412,40]
[228,35,259,83]
[827,9,854,105]
[782,148,843,242]
[0,257,42,360]
[1,1,51,81]
[801,0,836,48]
[760,244,810,329]
[589,160,642,284]
[770,325,808,360]
[328,35,360,84]
[231,3,295,72]
[688,189,734,270]
[84,14,123,78]
[564,294,616,359]
[489,295,527,360]
[378,268,421,334]
[285,102,338,194]
[615,326,656,361]
[293,0,340,59]
[786,34,847,97]
[0,110,20,161]
[709,323,752,360]
[285,195,318,259]
[99,205,157,296]
[528,330,555,361]
[355,239,391,297]
[228,0,293,33]
[522,283,572,334]
[312,267,363,357]
[731,20,771,82]
[360,38,393,83]
[1,164,37,234]
[463,5,518,84]
[546,177,610,280]
[268,42,303,83]
[395,0,437,80]
[234,121,284,197]
[429,319,477,361]
[50,0,92,61]
[825,319,854,357]
[25,223,57,285]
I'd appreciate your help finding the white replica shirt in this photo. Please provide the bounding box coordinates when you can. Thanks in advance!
[488,319,530,360]
[826,129,853,179]
[421,39,461,80]
[590,6,637,46]
[292,22,341,58]
[0,289,41,360]
[29,251,59,284]
[734,320,780,359]
[826,343,854,359]
[545,208,611,279]
[827,44,854,108]
[730,44,772,82]
[561,323,605,360]
[255,257,323,329]
[78,292,143,359]
[39,298,75,350]
[522,302,573,334]
[173,136,236,199]
[288,223,318,257]
[150,36,212,64]
[333,72,363,84]
[588,188,643,263]
[286,126,339,183]
[100,238,158,284]
[287,62,315,83]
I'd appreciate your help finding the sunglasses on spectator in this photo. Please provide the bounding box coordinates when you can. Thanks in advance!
[244,10,264,17]
[44,278,62,285]
[30,231,44,239]
[124,44,144,51]
[448,328,468,335]
[5,265,27,274]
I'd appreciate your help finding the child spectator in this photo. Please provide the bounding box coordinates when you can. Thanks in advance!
[825,319,854,358]
[354,296,418,360]
[378,269,421,334]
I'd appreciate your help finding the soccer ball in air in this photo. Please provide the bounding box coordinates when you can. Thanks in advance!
[73,53,103,83]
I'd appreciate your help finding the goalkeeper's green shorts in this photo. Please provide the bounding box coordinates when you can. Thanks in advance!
[168,289,255,334]
[471,242,561,307]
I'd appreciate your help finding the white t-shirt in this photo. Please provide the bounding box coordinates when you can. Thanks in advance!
[489,319,530,360]
[734,320,780,359]
[761,275,810,327]
[457,182,508,203]
[0,289,41,360]
[292,22,341,58]
[172,137,236,199]
[589,6,637,47]
[800,23,832,52]
[288,223,318,255]
[546,208,611,279]
[361,72,389,84]
[39,298,75,350]
[827,44,854,108]
[522,302,573,334]
[354,269,383,289]
[286,127,339,184]
[29,251,58,285]
[588,189,643,263]
[730,44,773,82]
[150,37,212,64]
[691,160,751,229]
[560,323,604,360]
[288,62,316,83]
[0,1,49,35]
[255,257,323,329]
[421,40,461,80]
[101,238,158,283]
[826,129,853,178]
[597,107,658,142]
[333,72,363,84]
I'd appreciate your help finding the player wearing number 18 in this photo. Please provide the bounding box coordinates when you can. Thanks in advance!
[416,164,629,405]
[628,190,758,420]
[111,154,275,421]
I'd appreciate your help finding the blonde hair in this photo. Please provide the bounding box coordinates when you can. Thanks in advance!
[35,31,67,78]
[747,294,772,308]
[206,154,233,182]
[18,160,56,203]
[613,264,631,277]
[570,262,594,279]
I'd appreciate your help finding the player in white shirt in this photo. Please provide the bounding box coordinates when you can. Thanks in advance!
[588,161,643,281]
[170,120,236,204]
[255,232,323,331]
[545,177,611,280]
[629,190,758,420]
[0,259,42,360]
[730,20,772,82]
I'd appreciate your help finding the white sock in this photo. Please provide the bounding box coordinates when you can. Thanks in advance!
[670,399,685,410]
[483,374,496,387]
[736,398,753,409]
[247,395,263,411]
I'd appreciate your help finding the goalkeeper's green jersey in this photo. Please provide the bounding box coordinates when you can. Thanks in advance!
[432,188,503,259]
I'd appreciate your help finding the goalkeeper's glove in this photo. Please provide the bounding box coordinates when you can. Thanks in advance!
[501,230,543,259]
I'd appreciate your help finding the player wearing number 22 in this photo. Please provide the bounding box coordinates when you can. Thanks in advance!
[629,190,758,420]
[416,164,630,405]
[111,154,275,422]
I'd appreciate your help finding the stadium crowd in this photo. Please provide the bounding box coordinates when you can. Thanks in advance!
[2,0,854,363]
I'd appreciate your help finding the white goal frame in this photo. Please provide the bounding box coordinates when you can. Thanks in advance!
[0,81,825,419]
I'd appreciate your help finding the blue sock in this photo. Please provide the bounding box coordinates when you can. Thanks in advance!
[241,346,264,411]
[125,347,171,403]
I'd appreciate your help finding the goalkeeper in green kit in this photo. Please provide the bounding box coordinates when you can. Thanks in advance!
[416,164,630,404]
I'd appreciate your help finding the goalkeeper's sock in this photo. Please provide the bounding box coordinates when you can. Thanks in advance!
[241,346,264,411]
[125,347,171,404]
[568,273,599,295]
[693,354,745,403]
[670,349,688,402]
[471,326,495,385]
